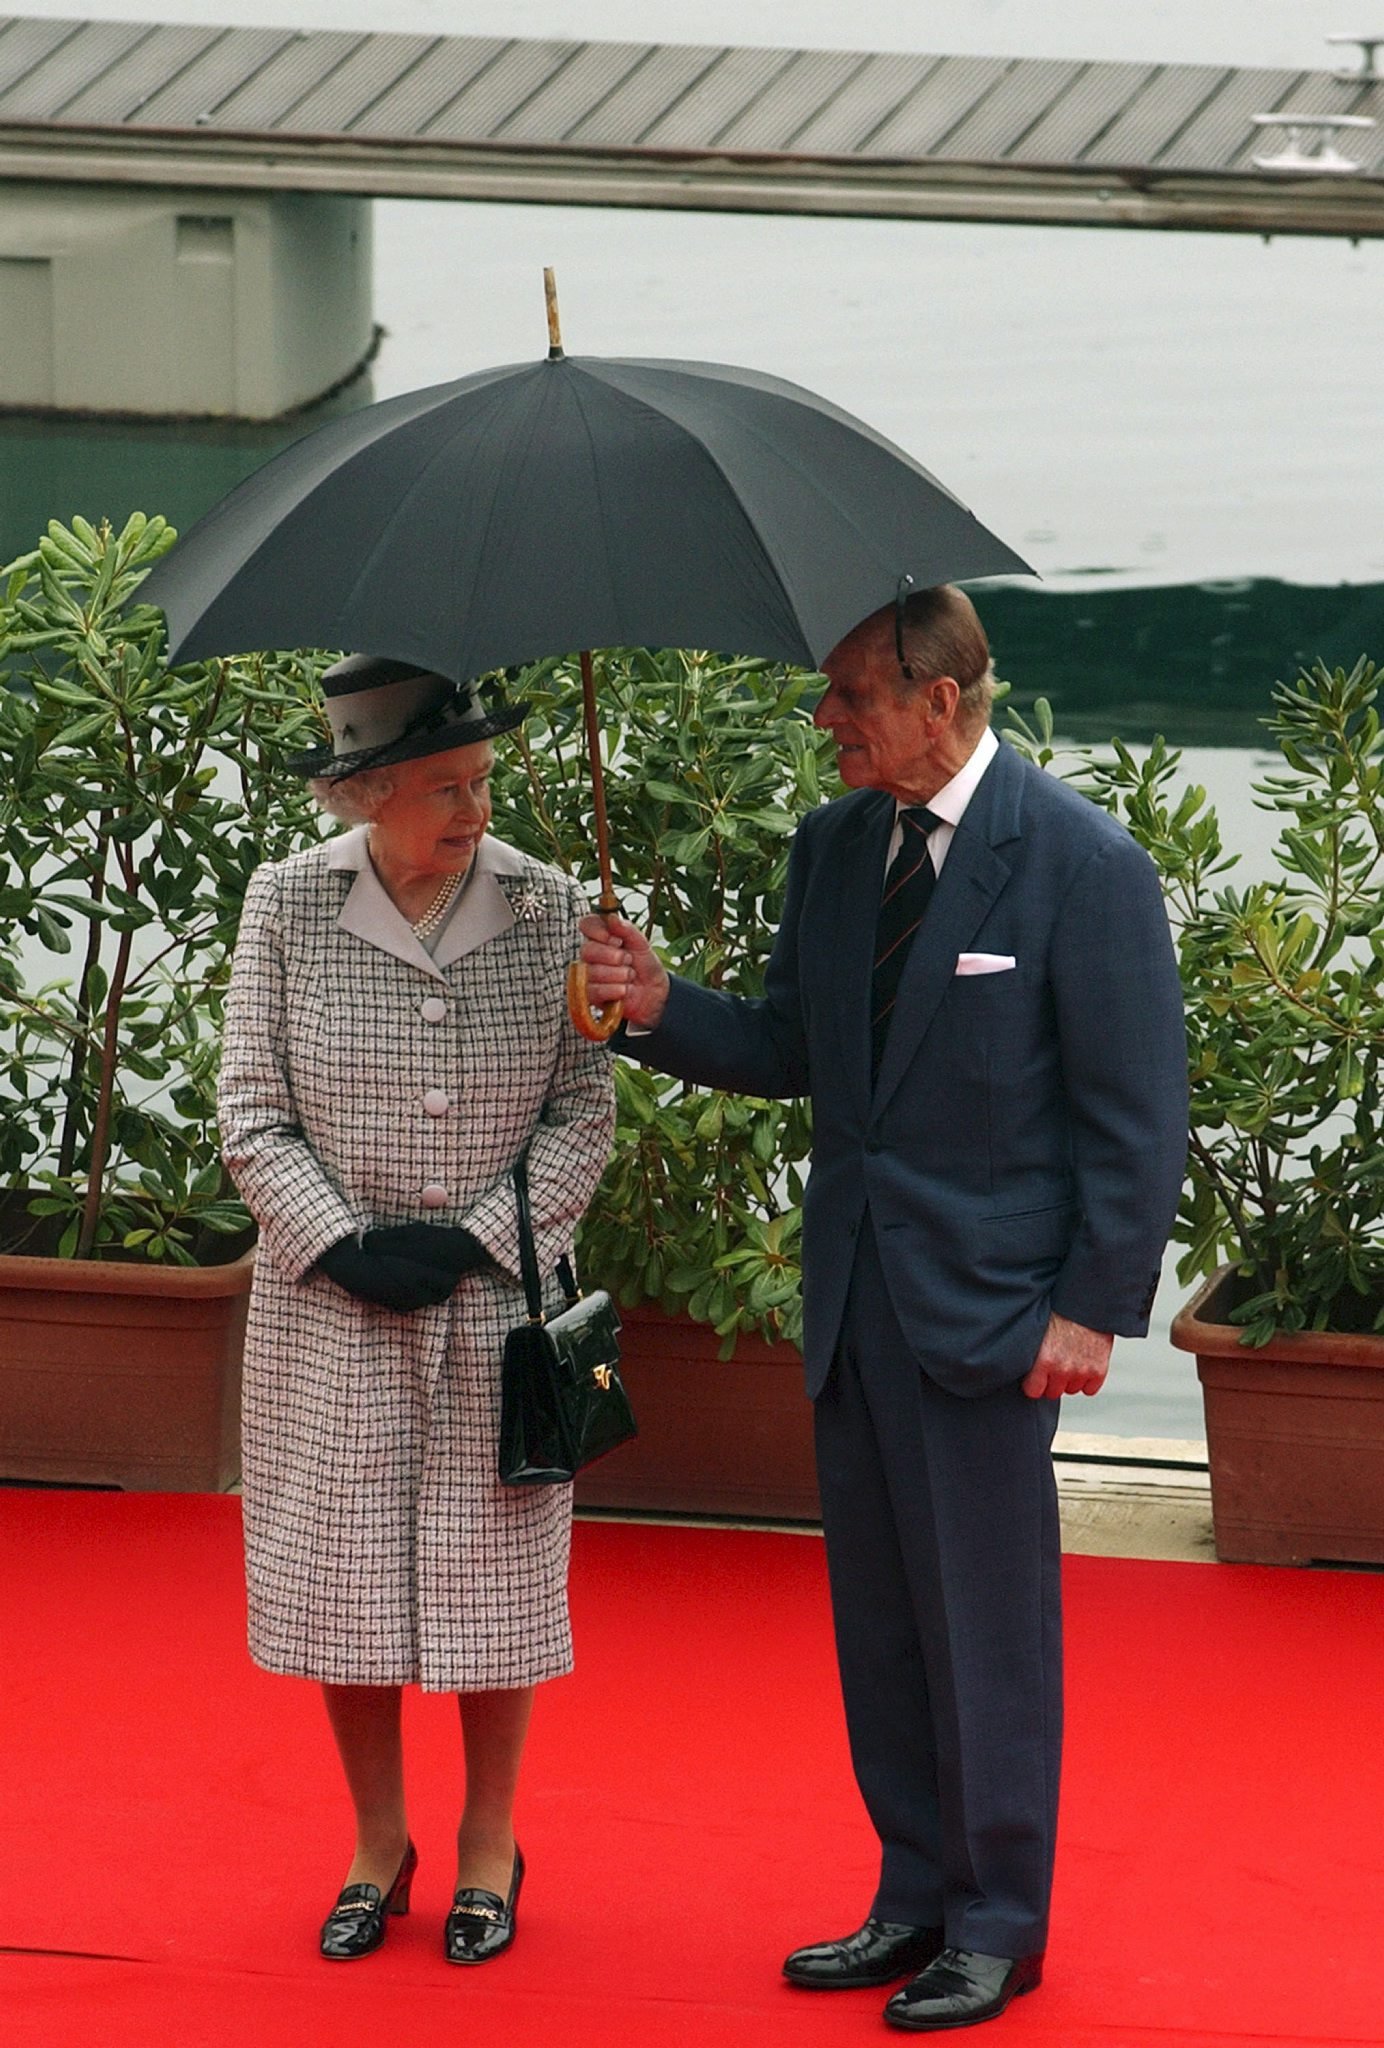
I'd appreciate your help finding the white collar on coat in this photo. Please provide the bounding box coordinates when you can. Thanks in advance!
[325,825,527,982]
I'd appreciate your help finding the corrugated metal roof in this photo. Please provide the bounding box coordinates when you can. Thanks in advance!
[2,11,1380,170]
[711,49,870,152]
[1007,60,1155,165]
[1082,64,1227,165]
[636,47,798,149]
[209,29,367,132]
[420,39,587,142]
[489,40,649,144]
[1345,77,1384,170]
[120,27,301,129]
[930,57,1087,160]
[288,31,435,135]
[0,16,84,99]
[780,53,939,155]
[1157,66,1303,170]
[561,43,719,147]
[56,23,224,124]
[0,16,153,118]
[345,36,506,139]
[0,14,1380,234]
[865,56,1014,157]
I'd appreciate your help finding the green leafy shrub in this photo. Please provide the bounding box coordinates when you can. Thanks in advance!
[33,515,1373,1358]
[0,536,826,1339]
[488,648,828,1350]
[1007,659,1384,1345]
[0,515,328,1261]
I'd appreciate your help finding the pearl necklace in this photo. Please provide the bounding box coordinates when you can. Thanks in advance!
[411,871,463,938]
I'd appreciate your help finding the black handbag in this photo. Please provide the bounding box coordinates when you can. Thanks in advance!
[497,1152,634,1486]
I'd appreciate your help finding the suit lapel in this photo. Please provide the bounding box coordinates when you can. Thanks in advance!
[326,826,521,979]
[432,836,519,970]
[826,792,894,1124]
[326,827,443,981]
[870,742,1023,1116]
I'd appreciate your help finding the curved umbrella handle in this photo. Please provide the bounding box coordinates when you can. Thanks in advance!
[566,960,624,1042]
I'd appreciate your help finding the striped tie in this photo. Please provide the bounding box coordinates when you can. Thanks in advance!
[871,807,940,1080]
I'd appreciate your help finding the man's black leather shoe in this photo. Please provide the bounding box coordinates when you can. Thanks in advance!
[783,1918,945,1989]
[884,1948,1043,2030]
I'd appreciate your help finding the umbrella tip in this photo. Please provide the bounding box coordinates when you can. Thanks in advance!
[543,267,564,361]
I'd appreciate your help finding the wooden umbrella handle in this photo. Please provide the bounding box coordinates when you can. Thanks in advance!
[567,647,625,1041]
[544,266,564,359]
[567,959,624,1042]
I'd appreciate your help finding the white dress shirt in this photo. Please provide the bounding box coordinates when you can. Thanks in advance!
[627,726,1002,1038]
[887,724,999,878]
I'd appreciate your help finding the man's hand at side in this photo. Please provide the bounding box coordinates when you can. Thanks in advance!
[1022,1311,1113,1400]
[578,913,670,1029]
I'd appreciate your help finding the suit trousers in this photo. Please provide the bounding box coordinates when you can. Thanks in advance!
[813,1213,1063,1957]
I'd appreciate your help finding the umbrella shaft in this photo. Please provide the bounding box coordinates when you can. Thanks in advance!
[579,648,618,912]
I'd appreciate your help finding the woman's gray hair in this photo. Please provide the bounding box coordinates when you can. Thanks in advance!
[309,767,397,824]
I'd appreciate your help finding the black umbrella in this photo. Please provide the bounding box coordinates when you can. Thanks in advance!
[143,275,1032,1034]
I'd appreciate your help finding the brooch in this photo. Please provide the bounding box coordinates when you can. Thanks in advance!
[499,877,545,924]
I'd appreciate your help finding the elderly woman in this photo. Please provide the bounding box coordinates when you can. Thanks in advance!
[217,654,614,1964]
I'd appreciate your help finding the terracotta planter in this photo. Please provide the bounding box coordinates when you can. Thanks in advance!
[1170,1266,1384,1565]
[574,1304,819,1521]
[0,1247,253,1491]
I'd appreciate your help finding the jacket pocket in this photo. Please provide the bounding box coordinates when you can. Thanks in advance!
[978,1202,1078,1261]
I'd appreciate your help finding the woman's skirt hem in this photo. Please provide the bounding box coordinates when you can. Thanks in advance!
[246,1637,575,1693]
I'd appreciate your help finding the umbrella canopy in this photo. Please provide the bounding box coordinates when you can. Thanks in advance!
[142,353,1032,679]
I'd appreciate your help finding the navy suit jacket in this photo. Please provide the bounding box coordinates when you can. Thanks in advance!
[636,737,1189,1398]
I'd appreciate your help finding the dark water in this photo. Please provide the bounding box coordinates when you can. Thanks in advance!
[0,386,370,572]
[986,581,1384,748]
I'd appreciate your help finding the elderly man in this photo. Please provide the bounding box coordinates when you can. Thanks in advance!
[580,585,1187,2032]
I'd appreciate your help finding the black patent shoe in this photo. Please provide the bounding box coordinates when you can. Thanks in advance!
[319,1839,418,1960]
[783,1917,945,1989]
[884,1948,1043,2031]
[444,1845,524,1965]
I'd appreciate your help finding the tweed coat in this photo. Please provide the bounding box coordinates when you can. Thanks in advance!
[218,826,615,1692]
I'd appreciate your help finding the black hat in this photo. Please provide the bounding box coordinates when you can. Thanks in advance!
[285,655,527,780]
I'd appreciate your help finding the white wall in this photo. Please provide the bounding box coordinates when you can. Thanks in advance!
[0,185,373,419]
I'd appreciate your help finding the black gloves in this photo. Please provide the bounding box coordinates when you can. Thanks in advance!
[316,1235,453,1313]
[316,1225,493,1313]
[366,1222,493,1281]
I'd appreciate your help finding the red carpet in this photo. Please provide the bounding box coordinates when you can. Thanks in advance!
[3,1493,1383,2048]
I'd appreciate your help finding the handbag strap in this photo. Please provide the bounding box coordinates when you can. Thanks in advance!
[512,1151,580,1322]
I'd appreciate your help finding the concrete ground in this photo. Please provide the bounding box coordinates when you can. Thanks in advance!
[1053,1431,1214,1563]
[579,1432,1219,1562]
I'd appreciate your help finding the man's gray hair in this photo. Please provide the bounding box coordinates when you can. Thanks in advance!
[896,584,996,722]
[308,767,396,824]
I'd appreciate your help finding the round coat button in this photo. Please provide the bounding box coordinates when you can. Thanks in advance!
[423,1088,450,1116]
[420,996,446,1023]
[420,1184,449,1209]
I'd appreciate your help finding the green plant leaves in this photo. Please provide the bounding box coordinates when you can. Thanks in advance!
[484,648,833,1348]
[15,515,1373,1347]
[1017,656,1384,1344]
[1,515,331,1263]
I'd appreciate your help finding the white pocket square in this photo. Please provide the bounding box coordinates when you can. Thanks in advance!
[955,952,1017,976]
